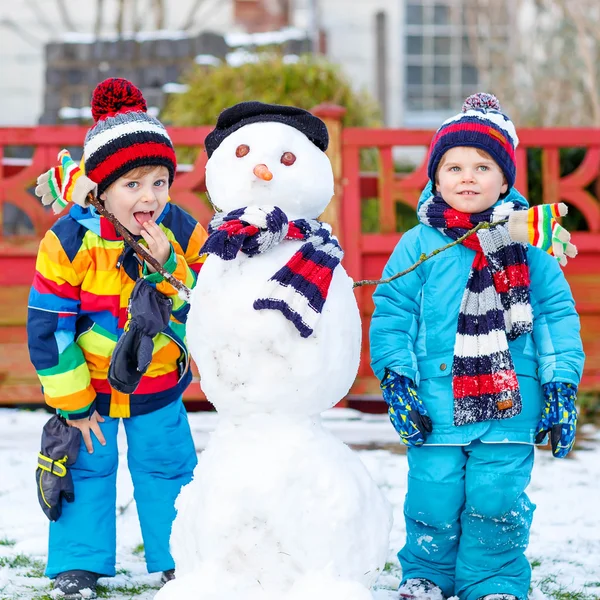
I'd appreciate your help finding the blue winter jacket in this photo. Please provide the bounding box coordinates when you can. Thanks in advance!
[370,184,585,445]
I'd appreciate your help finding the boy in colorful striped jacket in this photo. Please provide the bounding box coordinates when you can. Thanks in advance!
[369,94,584,600]
[27,78,207,598]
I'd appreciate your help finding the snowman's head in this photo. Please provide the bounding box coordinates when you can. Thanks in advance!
[205,103,334,221]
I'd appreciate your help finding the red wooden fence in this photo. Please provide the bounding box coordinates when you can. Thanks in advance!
[341,128,600,397]
[1,122,599,405]
[0,126,212,404]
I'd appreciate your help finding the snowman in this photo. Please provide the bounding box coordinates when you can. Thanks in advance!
[156,102,392,600]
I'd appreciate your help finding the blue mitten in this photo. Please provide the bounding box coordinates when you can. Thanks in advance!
[535,382,578,458]
[381,369,432,446]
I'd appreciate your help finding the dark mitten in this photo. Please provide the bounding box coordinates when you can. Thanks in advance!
[535,382,578,458]
[36,415,82,521]
[108,278,172,394]
[381,369,432,446]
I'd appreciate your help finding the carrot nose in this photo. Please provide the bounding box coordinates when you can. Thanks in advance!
[253,164,273,181]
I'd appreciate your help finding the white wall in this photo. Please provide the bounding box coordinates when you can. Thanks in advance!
[0,0,409,127]
[0,0,234,125]
[293,0,403,126]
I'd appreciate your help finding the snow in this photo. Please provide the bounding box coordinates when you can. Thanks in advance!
[58,106,93,120]
[165,119,391,599]
[225,48,261,67]
[224,27,308,48]
[204,122,334,222]
[58,106,159,119]
[399,578,445,600]
[61,30,190,43]
[0,409,599,599]
[224,49,301,67]
[194,54,222,67]
[162,83,190,94]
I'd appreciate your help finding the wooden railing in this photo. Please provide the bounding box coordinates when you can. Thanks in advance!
[0,126,212,404]
[340,127,600,396]
[1,118,599,404]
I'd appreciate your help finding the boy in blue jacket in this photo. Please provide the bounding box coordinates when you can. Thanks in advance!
[370,93,584,600]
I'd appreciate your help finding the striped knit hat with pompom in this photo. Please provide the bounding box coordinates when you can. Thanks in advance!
[427,92,519,189]
[83,78,177,196]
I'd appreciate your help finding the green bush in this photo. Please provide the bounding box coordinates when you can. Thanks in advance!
[162,53,381,130]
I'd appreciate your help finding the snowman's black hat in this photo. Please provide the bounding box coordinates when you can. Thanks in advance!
[204,101,329,158]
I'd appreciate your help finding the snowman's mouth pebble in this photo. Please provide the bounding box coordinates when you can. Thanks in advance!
[134,211,154,226]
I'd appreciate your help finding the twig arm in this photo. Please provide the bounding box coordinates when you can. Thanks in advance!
[353,219,508,288]
[86,193,192,301]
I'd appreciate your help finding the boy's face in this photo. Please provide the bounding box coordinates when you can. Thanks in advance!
[99,166,170,235]
[435,146,508,214]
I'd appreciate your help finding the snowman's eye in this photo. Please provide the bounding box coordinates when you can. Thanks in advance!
[281,151,296,166]
[236,144,250,158]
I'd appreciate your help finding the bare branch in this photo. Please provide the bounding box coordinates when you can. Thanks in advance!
[0,17,41,47]
[557,0,600,125]
[353,220,507,288]
[132,0,145,33]
[180,0,207,30]
[55,0,78,32]
[464,0,600,127]
[24,0,55,35]
[153,0,165,29]
[94,0,104,37]
[115,0,126,38]
[86,192,191,300]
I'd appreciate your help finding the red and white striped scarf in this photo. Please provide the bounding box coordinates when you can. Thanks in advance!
[201,206,343,338]
[418,194,532,426]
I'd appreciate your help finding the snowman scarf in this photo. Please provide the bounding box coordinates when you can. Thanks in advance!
[418,194,533,426]
[202,206,343,338]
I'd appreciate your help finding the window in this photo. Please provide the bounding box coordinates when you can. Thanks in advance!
[403,0,510,122]
[406,4,424,25]
[406,36,423,55]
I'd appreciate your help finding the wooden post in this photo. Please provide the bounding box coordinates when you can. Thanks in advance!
[311,103,347,243]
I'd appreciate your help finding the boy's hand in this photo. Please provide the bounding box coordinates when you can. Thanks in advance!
[140,221,171,272]
[535,382,578,458]
[67,411,106,454]
[507,203,577,266]
[381,370,432,446]
[35,149,97,214]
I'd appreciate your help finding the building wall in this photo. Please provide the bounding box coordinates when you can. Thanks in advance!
[293,0,404,126]
[2,0,485,129]
[0,0,233,125]
[1,0,405,127]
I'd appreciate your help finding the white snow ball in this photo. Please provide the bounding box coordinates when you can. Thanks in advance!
[205,121,334,220]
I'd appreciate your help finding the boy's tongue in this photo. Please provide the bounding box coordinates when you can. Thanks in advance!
[134,211,153,226]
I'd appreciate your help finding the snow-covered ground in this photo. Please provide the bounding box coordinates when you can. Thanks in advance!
[0,408,598,600]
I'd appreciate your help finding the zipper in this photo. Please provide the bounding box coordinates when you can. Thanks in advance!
[116,247,127,269]
[161,327,190,382]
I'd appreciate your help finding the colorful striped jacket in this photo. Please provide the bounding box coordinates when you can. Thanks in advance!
[27,201,207,420]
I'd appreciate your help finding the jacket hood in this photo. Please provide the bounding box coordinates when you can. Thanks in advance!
[68,201,170,241]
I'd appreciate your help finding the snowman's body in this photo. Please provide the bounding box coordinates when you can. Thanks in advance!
[157,117,391,600]
[188,241,360,416]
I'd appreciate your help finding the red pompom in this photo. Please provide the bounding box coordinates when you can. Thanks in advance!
[91,78,147,122]
[462,93,501,113]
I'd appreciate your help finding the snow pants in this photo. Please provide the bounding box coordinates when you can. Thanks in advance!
[46,398,197,578]
[399,441,535,600]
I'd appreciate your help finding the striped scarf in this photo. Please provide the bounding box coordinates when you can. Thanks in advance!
[418,194,533,426]
[201,206,343,338]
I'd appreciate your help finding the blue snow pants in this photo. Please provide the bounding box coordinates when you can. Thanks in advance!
[399,441,535,600]
[45,398,197,578]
